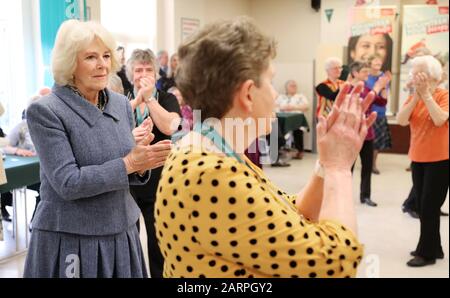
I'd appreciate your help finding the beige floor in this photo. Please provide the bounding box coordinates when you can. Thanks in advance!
[0,152,448,278]
[264,152,449,278]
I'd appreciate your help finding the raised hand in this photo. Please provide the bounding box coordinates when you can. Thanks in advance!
[123,138,172,174]
[132,117,155,144]
[141,117,154,132]
[137,77,156,102]
[374,71,392,93]
[317,82,377,171]
[413,72,431,99]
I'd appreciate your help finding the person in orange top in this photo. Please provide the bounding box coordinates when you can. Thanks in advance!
[397,55,449,267]
[315,57,345,118]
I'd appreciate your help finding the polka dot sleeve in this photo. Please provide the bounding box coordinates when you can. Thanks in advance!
[156,150,364,278]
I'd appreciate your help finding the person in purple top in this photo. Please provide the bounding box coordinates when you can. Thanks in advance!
[349,61,390,207]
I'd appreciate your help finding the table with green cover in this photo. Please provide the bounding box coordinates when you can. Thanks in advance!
[0,155,40,260]
[1,155,40,193]
[276,112,310,136]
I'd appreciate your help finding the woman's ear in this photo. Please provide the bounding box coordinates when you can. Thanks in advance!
[235,79,255,114]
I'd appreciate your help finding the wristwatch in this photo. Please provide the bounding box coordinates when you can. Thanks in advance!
[314,160,325,178]
[145,96,156,104]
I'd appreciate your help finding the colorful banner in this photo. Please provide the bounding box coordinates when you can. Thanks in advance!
[398,5,449,108]
[347,6,397,72]
[39,0,82,86]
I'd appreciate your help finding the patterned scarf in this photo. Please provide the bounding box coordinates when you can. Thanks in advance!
[67,85,109,111]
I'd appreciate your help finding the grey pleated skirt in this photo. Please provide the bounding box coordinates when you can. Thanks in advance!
[23,225,148,278]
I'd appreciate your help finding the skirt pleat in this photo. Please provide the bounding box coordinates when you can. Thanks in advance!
[114,230,131,278]
[58,233,80,278]
[23,225,148,278]
[125,224,147,278]
[79,236,99,278]
[97,235,115,277]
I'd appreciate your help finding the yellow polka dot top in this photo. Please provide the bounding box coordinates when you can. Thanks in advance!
[155,145,364,278]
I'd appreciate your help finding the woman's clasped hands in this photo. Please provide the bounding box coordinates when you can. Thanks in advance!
[125,117,172,174]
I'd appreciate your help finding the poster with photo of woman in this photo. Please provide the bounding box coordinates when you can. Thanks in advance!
[347,6,397,73]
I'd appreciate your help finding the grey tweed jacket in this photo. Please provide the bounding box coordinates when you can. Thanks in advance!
[27,85,150,236]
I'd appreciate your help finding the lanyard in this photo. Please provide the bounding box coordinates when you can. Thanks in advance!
[194,122,246,164]
[135,89,158,126]
[136,105,149,127]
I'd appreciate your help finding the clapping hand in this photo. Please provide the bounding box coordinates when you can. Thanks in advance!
[412,72,431,99]
[132,117,154,145]
[373,71,392,94]
[317,82,377,171]
[123,131,172,174]
[136,77,156,103]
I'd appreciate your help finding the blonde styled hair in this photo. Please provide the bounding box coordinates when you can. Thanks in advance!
[52,19,120,86]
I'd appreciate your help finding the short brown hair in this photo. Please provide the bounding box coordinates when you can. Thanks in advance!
[176,17,277,119]
[349,61,369,75]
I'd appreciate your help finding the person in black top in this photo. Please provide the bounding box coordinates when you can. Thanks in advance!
[339,64,350,81]
[125,49,181,278]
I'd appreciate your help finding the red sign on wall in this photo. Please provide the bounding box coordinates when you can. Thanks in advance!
[439,6,449,14]
[381,8,395,16]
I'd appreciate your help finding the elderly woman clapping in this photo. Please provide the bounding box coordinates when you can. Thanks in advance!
[397,55,449,267]
[155,17,377,278]
[23,20,172,278]
[125,48,181,278]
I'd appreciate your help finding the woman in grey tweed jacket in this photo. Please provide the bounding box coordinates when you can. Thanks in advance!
[23,20,172,278]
